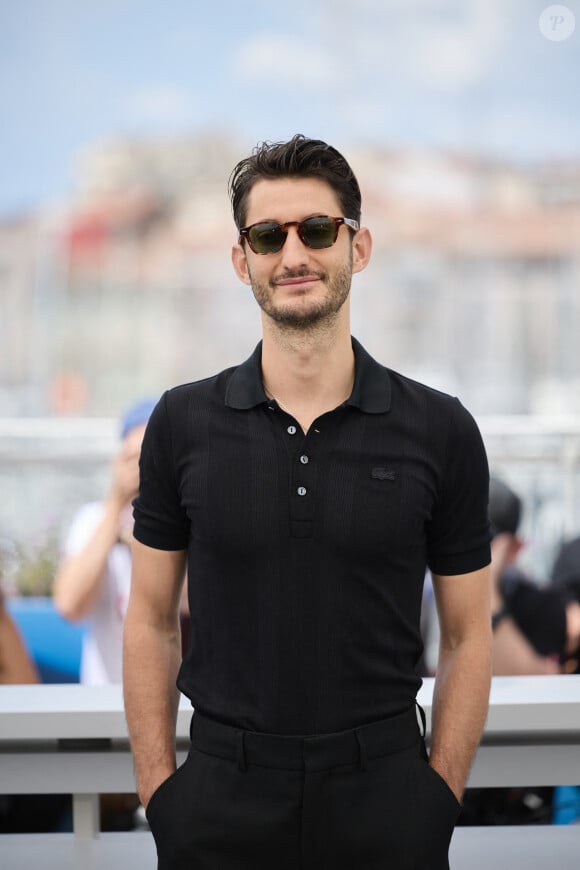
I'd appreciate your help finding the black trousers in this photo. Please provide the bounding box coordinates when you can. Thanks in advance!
[145,707,461,870]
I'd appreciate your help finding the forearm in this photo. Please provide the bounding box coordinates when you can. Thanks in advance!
[493,619,560,675]
[429,629,492,802]
[0,609,39,684]
[54,498,124,620]
[123,604,182,807]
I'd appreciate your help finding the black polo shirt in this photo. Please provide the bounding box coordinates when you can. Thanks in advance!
[133,337,490,735]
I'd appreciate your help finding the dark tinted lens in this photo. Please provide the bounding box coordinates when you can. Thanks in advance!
[248,222,286,254]
[301,217,338,249]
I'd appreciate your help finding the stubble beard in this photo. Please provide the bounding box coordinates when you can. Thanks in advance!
[249,262,353,333]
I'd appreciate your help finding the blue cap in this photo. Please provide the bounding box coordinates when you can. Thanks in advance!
[120,398,157,439]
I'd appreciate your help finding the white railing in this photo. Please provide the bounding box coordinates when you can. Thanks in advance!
[479,415,580,540]
[1,676,580,869]
[2,415,580,580]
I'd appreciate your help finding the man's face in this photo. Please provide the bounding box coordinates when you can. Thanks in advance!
[231,177,370,330]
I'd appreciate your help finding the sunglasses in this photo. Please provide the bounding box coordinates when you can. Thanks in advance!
[238,215,359,255]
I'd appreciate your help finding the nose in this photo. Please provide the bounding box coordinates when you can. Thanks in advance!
[279,225,310,269]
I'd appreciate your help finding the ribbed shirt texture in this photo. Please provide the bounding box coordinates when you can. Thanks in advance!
[133,337,490,735]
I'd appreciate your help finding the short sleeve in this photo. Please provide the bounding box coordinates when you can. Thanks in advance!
[132,392,190,551]
[426,398,491,576]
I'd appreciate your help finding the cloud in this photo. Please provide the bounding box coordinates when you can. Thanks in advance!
[233,34,340,88]
[467,103,580,160]
[124,85,195,127]
[406,1,509,90]
[301,0,515,96]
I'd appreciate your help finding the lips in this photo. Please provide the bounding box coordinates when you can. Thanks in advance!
[277,277,317,287]
[274,273,323,289]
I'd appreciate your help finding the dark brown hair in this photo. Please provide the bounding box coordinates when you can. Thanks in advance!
[228,134,361,229]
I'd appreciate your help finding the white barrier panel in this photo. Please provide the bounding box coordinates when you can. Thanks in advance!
[1,675,580,869]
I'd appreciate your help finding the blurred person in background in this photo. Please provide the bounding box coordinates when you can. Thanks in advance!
[0,587,38,684]
[0,588,71,834]
[550,535,580,674]
[54,398,157,686]
[551,535,580,601]
[459,476,580,827]
[549,535,580,823]
[53,399,157,832]
[489,476,580,675]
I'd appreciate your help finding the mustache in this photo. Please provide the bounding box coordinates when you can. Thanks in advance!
[270,269,326,285]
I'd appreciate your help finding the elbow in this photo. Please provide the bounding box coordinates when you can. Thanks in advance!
[439,622,493,673]
[54,598,83,623]
[53,582,87,623]
[441,614,493,654]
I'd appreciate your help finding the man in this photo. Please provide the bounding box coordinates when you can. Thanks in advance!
[551,535,580,673]
[488,476,580,675]
[54,398,156,684]
[458,476,566,827]
[552,535,580,603]
[124,135,492,869]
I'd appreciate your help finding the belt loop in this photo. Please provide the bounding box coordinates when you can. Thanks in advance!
[237,730,248,772]
[355,729,368,771]
[415,701,427,738]
[415,702,429,761]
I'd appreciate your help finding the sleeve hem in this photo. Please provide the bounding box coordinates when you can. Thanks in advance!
[428,544,491,577]
[133,522,188,552]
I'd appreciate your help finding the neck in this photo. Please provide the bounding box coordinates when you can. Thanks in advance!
[260,316,355,424]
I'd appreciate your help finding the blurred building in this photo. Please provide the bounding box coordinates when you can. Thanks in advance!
[0,134,579,418]
[1,134,580,583]
[353,148,580,415]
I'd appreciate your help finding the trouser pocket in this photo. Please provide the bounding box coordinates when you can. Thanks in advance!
[305,744,460,870]
[145,746,303,870]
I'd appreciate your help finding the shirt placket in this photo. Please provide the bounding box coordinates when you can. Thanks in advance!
[271,406,319,539]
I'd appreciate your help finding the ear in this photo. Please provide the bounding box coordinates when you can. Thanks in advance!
[231,242,252,286]
[351,226,372,275]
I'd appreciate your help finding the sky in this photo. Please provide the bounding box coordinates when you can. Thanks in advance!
[1,0,579,216]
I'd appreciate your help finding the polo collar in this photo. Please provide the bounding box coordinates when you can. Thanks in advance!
[348,337,392,413]
[225,337,391,414]
[225,343,267,410]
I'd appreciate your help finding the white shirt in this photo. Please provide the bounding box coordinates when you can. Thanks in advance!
[63,502,131,685]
